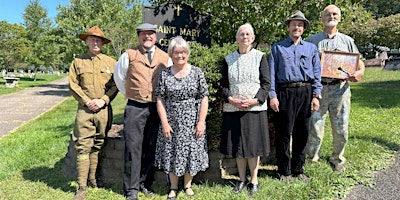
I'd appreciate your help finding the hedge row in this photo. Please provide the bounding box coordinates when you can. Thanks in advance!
[188,42,270,142]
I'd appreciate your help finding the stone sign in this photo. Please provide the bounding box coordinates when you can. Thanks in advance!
[143,3,211,51]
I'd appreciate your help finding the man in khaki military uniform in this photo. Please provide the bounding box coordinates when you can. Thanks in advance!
[69,26,118,200]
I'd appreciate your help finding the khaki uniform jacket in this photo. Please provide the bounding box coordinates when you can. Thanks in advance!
[69,52,118,106]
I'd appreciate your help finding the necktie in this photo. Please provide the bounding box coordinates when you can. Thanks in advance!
[146,51,152,63]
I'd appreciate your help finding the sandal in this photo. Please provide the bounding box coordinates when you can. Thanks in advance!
[167,188,178,200]
[184,186,195,197]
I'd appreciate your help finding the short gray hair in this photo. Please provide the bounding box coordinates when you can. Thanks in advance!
[167,36,191,57]
[236,23,255,38]
[323,4,341,17]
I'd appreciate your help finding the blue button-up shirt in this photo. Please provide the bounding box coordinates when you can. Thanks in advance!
[268,38,322,98]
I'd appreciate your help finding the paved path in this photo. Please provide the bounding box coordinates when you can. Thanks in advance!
[345,153,400,200]
[0,76,399,199]
[0,77,70,138]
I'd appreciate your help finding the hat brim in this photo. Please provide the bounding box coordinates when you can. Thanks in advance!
[284,19,310,29]
[79,34,111,44]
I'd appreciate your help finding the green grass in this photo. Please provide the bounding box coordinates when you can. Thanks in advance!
[0,73,67,95]
[0,67,399,199]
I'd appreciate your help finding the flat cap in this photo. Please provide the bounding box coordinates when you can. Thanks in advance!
[284,10,310,29]
[136,23,157,34]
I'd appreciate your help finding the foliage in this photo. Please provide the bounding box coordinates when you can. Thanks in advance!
[23,0,61,80]
[55,0,145,61]
[189,42,236,138]
[345,13,400,49]
[361,0,400,18]
[148,0,371,46]
[189,42,270,139]
[0,21,30,70]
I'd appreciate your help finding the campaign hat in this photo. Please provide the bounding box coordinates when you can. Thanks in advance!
[79,26,111,44]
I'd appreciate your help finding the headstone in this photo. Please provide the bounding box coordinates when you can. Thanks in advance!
[143,3,211,52]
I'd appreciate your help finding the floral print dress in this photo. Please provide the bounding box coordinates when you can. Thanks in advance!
[154,66,209,176]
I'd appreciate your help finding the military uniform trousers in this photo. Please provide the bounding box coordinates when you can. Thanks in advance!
[73,104,113,154]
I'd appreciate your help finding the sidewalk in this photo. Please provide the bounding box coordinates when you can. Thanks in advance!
[345,153,400,200]
[0,77,70,138]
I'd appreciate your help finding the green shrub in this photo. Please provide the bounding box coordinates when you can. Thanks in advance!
[189,42,271,145]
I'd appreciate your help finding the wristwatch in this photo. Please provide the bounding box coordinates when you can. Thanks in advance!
[313,94,322,100]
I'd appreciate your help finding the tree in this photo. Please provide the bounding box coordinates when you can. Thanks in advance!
[346,14,400,49]
[361,0,400,18]
[56,0,144,63]
[23,0,57,80]
[0,21,30,71]
[148,0,371,46]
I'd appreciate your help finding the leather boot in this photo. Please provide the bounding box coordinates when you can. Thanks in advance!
[88,152,99,188]
[74,186,87,200]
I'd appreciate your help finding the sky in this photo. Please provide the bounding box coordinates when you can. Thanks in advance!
[0,0,70,25]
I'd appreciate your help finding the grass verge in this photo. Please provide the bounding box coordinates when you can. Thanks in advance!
[0,74,67,95]
[0,67,399,199]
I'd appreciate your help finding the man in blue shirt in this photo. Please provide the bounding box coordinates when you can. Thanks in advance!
[306,5,365,172]
[269,10,322,182]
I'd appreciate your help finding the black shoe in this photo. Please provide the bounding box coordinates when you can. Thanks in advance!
[167,188,178,200]
[140,184,154,197]
[232,180,248,194]
[247,183,259,196]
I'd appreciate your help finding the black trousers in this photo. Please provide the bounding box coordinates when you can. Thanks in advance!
[123,100,159,195]
[274,84,312,176]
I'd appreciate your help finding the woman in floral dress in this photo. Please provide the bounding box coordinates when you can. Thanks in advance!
[155,36,209,200]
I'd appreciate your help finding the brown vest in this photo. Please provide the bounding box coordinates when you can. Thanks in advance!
[125,46,170,102]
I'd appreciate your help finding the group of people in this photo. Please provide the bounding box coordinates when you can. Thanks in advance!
[68,4,364,200]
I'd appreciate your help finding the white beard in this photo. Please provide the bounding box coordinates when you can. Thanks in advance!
[325,20,339,27]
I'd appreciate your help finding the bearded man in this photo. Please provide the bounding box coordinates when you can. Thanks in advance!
[306,4,365,172]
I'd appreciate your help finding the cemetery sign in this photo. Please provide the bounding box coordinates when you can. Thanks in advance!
[143,3,211,51]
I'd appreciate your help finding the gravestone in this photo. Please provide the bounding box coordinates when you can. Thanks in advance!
[384,51,400,70]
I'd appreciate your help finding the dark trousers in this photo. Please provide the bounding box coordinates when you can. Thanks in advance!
[123,100,159,195]
[275,85,312,176]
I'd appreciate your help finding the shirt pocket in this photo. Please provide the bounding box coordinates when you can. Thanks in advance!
[99,67,113,88]
[77,66,93,86]
[282,54,294,69]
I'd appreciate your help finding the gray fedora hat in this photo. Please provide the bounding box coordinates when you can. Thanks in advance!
[284,10,310,29]
[136,23,157,34]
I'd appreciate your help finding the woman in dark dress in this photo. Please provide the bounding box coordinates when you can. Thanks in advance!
[155,36,209,200]
[220,23,271,196]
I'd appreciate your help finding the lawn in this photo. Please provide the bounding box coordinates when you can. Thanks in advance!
[0,67,399,200]
[0,73,68,95]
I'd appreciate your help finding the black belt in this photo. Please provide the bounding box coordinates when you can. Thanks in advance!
[321,79,343,86]
[278,82,310,88]
[127,99,155,108]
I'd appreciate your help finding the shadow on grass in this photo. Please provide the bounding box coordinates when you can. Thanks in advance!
[351,80,400,109]
[349,135,400,152]
[21,158,75,193]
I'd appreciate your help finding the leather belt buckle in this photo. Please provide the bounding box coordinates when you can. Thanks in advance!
[321,79,343,86]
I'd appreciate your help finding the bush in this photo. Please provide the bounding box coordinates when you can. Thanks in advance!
[189,42,271,143]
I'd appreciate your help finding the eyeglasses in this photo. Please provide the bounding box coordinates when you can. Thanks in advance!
[172,51,187,56]
[324,12,340,17]
[239,33,253,38]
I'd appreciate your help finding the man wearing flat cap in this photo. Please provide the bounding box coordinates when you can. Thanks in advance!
[69,26,118,200]
[268,11,322,182]
[114,23,172,200]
